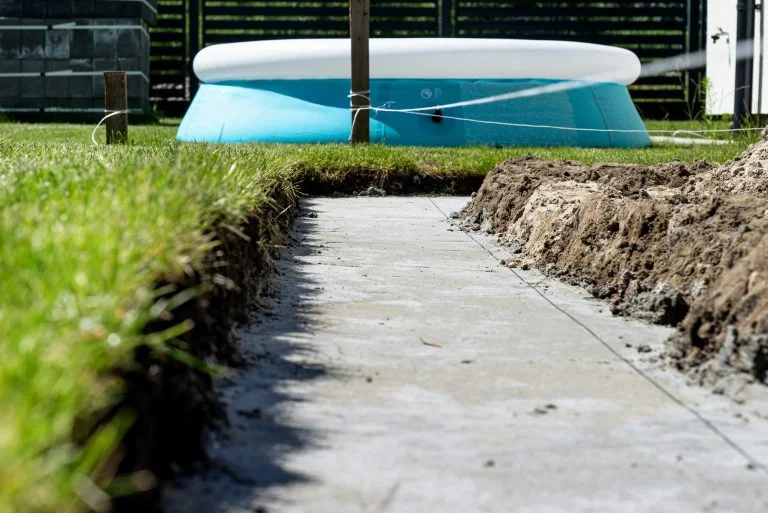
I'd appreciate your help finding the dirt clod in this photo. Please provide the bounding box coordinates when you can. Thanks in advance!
[461,145,768,390]
[358,186,387,197]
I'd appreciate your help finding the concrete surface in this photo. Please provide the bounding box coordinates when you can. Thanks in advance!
[165,197,768,513]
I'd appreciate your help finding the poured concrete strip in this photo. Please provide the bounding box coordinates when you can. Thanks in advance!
[166,197,768,513]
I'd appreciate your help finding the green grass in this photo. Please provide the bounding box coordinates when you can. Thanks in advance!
[0,119,757,512]
[645,117,765,141]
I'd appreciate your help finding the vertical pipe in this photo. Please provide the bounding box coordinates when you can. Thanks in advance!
[734,0,756,129]
[350,0,370,144]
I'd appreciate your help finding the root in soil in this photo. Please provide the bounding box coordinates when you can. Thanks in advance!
[460,140,768,394]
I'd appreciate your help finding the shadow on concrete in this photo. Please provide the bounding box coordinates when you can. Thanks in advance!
[163,208,333,512]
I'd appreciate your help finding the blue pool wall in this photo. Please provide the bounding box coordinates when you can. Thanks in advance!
[176,78,650,148]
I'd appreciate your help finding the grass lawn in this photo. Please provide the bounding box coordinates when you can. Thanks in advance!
[0,119,759,512]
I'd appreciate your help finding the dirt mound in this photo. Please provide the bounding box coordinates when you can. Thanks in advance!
[461,147,768,392]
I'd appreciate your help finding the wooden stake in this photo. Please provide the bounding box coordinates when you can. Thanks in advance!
[350,0,370,143]
[104,71,128,144]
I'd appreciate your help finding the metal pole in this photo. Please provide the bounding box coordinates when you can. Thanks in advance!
[734,0,756,129]
[350,0,371,144]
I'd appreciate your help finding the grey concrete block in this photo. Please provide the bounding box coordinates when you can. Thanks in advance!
[20,30,46,59]
[92,74,105,97]
[3,97,41,109]
[23,2,46,19]
[70,76,94,98]
[0,30,21,59]
[93,28,119,58]
[0,60,21,73]
[21,76,43,98]
[129,96,149,111]
[93,58,118,71]
[64,98,100,110]
[127,74,148,98]
[20,61,44,99]
[72,1,96,17]
[45,76,70,99]
[45,30,71,59]
[0,78,21,99]
[118,58,139,71]
[69,58,93,72]
[116,30,140,58]
[44,60,69,72]
[0,7,152,114]
[70,30,92,58]
[47,1,73,18]
[21,61,44,73]
[0,1,22,17]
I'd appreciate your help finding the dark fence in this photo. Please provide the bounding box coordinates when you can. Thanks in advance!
[151,0,707,119]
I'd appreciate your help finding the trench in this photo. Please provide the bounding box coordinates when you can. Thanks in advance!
[158,196,768,513]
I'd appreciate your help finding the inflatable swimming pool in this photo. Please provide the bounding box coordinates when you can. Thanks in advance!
[177,38,650,148]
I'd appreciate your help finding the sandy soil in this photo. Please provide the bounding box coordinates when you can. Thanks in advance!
[461,139,768,395]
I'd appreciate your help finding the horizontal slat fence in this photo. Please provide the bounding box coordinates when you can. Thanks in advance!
[149,0,706,119]
[150,0,187,115]
[202,1,439,44]
[455,1,699,118]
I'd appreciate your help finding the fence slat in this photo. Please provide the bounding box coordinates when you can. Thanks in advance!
[150,0,706,119]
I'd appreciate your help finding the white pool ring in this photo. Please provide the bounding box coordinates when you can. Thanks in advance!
[193,38,642,85]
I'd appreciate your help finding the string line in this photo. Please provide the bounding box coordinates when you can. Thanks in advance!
[91,110,130,146]
[346,98,763,137]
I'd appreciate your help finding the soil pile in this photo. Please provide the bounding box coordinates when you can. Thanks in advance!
[461,142,768,393]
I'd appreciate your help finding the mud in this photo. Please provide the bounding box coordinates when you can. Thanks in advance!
[461,141,768,392]
[299,169,486,196]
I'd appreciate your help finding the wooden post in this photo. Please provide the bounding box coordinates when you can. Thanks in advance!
[350,0,370,143]
[104,71,128,144]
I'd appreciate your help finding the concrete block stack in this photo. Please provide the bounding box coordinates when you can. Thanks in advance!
[0,0,156,115]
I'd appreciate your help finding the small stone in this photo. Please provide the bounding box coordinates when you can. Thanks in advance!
[359,186,386,197]
[237,408,262,419]
[484,459,496,468]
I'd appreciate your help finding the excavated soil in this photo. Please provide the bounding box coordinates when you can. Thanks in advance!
[461,140,768,394]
